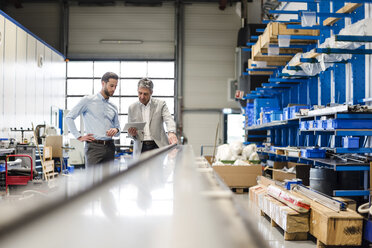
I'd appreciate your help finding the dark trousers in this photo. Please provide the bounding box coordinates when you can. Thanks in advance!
[85,142,115,166]
[141,140,159,153]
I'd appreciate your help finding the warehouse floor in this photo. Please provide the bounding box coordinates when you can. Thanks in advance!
[235,194,317,248]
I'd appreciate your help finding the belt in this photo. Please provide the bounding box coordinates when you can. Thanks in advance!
[89,140,113,145]
[142,140,156,146]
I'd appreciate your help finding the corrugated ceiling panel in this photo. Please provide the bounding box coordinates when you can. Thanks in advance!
[68,3,175,59]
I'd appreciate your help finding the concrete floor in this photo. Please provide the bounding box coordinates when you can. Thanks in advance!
[235,193,317,248]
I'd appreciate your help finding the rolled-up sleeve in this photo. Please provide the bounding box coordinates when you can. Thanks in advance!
[113,106,121,137]
[65,97,88,139]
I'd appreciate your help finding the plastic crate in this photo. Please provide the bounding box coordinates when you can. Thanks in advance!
[263,112,271,124]
[342,137,360,148]
[326,119,372,130]
[308,120,317,129]
[316,120,324,130]
[301,148,326,158]
[254,98,280,122]
[300,121,309,130]
[270,111,282,121]
[283,107,290,120]
[289,105,309,119]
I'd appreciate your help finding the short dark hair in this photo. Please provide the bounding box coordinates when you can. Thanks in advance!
[101,72,118,83]
[138,78,154,92]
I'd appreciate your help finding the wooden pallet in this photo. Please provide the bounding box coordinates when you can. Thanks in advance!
[260,202,309,240]
[43,146,58,181]
[230,187,249,194]
[249,185,310,240]
[260,210,308,241]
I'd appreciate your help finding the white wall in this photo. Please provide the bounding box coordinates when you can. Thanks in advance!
[183,3,241,155]
[0,12,65,142]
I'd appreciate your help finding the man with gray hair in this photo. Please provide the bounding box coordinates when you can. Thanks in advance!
[65,72,120,165]
[128,78,177,155]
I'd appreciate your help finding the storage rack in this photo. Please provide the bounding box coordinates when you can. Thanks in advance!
[242,0,372,197]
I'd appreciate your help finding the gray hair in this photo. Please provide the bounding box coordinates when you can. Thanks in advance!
[138,78,154,92]
[101,72,118,83]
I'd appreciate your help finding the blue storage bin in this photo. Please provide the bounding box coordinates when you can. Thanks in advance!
[327,119,372,129]
[263,112,271,124]
[316,120,324,130]
[289,105,309,119]
[301,148,326,158]
[254,98,280,123]
[342,137,360,148]
[325,119,334,130]
[308,120,316,129]
[321,120,327,130]
[283,107,290,120]
[270,110,282,121]
[300,121,309,130]
[245,103,254,127]
[0,164,4,172]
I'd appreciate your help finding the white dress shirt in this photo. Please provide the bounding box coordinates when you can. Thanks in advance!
[141,98,152,141]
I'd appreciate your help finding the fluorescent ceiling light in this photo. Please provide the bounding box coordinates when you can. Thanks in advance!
[100,39,143,44]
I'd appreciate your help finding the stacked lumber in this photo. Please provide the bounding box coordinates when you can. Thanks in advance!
[249,22,319,74]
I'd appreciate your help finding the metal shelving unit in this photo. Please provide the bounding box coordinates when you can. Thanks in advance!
[241,0,372,197]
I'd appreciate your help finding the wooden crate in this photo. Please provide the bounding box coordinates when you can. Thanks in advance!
[291,191,363,246]
[261,22,319,47]
[250,185,309,240]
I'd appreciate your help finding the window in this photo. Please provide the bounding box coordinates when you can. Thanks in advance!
[66,61,175,146]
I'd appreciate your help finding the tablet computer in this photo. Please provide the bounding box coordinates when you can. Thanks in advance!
[123,122,146,131]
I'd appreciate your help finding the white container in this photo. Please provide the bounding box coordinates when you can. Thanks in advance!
[278,35,291,47]
[301,11,317,27]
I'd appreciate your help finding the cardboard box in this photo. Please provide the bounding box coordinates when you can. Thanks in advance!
[213,164,262,188]
[45,135,63,158]
[266,161,310,185]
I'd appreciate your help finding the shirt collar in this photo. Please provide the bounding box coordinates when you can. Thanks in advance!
[140,98,152,107]
[98,92,109,102]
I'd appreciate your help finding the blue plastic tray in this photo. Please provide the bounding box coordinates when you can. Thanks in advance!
[300,121,309,130]
[289,105,309,119]
[283,107,290,120]
[327,119,372,129]
[308,120,317,129]
[270,111,282,121]
[301,149,326,158]
[342,137,360,148]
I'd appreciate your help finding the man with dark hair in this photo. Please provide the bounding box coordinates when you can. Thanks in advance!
[65,72,120,165]
[128,78,177,156]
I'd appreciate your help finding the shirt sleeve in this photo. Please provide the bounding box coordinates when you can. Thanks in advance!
[161,101,176,133]
[113,106,121,137]
[65,97,88,139]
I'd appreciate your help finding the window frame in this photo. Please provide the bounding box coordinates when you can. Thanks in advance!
[65,60,176,147]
